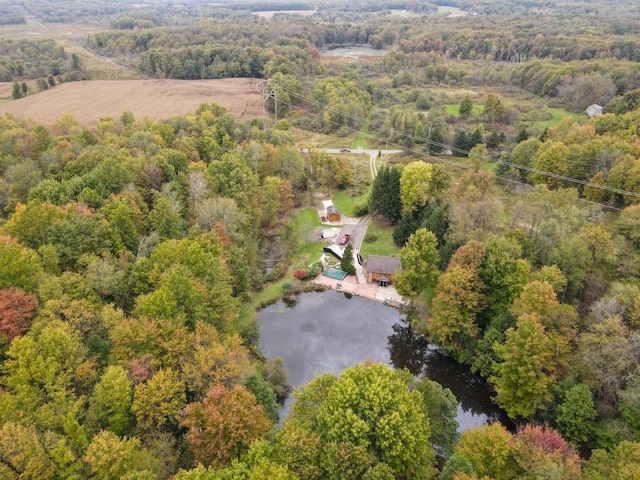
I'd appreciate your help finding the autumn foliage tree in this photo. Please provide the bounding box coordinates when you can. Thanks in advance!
[428,241,486,360]
[283,362,437,480]
[513,425,581,478]
[0,287,38,343]
[394,228,439,303]
[181,384,271,468]
[450,423,516,480]
[491,314,558,419]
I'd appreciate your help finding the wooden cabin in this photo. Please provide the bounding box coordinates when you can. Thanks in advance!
[364,255,401,286]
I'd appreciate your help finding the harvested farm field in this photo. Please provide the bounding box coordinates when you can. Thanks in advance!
[0,78,265,125]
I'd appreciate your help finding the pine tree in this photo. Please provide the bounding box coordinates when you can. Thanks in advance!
[487,131,501,150]
[413,121,426,143]
[11,81,22,99]
[340,243,356,275]
[453,130,469,157]
[368,165,401,224]
[515,128,528,143]
[428,126,444,155]
[459,94,473,118]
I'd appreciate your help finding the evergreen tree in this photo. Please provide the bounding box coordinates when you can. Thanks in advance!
[11,81,22,99]
[393,210,421,246]
[403,133,414,152]
[420,199,450,249]
[341,243,356,275]
[453,130,469,157]
[428,126,444,155]
[515,127,528,144]
[368,165,401,224]
[469,126,484,150]
[413,121,426,143]
[482,94,504,123]
[487,131,501,150]
[459,94,473,118]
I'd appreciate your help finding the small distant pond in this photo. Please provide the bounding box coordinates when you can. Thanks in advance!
[258,290,511,431]
[321,45,389,58]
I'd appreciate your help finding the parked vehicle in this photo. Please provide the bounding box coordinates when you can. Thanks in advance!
[339,234,351,245]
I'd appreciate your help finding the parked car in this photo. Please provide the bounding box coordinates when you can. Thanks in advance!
[340,148,351,153]
[339,234,351,245]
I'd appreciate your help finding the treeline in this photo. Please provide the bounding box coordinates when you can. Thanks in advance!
[395,14,640,62]
[137,44,315,80]
[511,59,640,103]
[87,18,389,56]
[0,38,82,82]
[23,0,132,23]
[0,7,25,25]
[110,14,162,30]
[83,13,640,111]
[437,0,640,16]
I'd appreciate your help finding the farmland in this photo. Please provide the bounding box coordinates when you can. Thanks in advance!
[0,78,264,125]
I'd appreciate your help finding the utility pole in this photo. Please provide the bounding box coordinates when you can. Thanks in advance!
[261,79,279,125]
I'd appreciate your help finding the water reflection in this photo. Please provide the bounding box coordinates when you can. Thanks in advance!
[388,319,513,429]
[388,320,431,375]
[258,291,512,431]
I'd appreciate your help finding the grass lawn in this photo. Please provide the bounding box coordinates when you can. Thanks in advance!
[332,190,369,217]
[237,204,400,331]
[292,207,326,268]
[353,113,371,149]
[461,155,499,173]
[534,106,578,129]
[237,207,326,332]
[359,219,399,259]
[445,104,483,117]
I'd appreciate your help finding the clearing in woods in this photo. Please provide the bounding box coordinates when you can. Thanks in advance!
[0,78,265,126]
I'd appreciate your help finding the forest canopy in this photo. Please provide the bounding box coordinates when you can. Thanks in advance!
[1,0,640,478]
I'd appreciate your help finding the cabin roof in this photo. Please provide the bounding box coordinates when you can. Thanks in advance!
[365,255,401,275]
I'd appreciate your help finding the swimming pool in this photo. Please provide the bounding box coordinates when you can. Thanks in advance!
[323,268,348,280]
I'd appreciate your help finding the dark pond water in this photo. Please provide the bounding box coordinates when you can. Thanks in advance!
[257,290,512,431]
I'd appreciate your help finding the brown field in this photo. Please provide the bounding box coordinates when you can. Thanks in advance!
[0,78,266,126]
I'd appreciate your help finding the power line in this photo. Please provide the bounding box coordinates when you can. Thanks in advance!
[273,83,640,201]
[265,85,626,213]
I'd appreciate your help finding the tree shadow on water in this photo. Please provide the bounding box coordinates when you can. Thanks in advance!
[387,318,512,427]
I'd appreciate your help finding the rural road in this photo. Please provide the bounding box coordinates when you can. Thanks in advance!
[302,147,403,180]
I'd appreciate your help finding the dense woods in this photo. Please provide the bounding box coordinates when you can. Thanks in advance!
[0,38,82,83]
[1,0,640,478]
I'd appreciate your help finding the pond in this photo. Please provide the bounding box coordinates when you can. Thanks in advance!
[258,290,512,431]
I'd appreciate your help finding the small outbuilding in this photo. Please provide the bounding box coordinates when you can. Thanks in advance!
[326,205,341,222]
[364,255,401,286]
[585,104,603,118]
[321,200,341,222]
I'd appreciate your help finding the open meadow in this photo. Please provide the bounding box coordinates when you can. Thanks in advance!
[0,78,264,125]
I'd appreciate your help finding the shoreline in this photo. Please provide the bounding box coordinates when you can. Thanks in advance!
[310,272,406,307]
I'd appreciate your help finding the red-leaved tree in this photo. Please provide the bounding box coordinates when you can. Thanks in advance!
[0,288,38,342]
[513,424,581,478]
[180,384,271,468]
